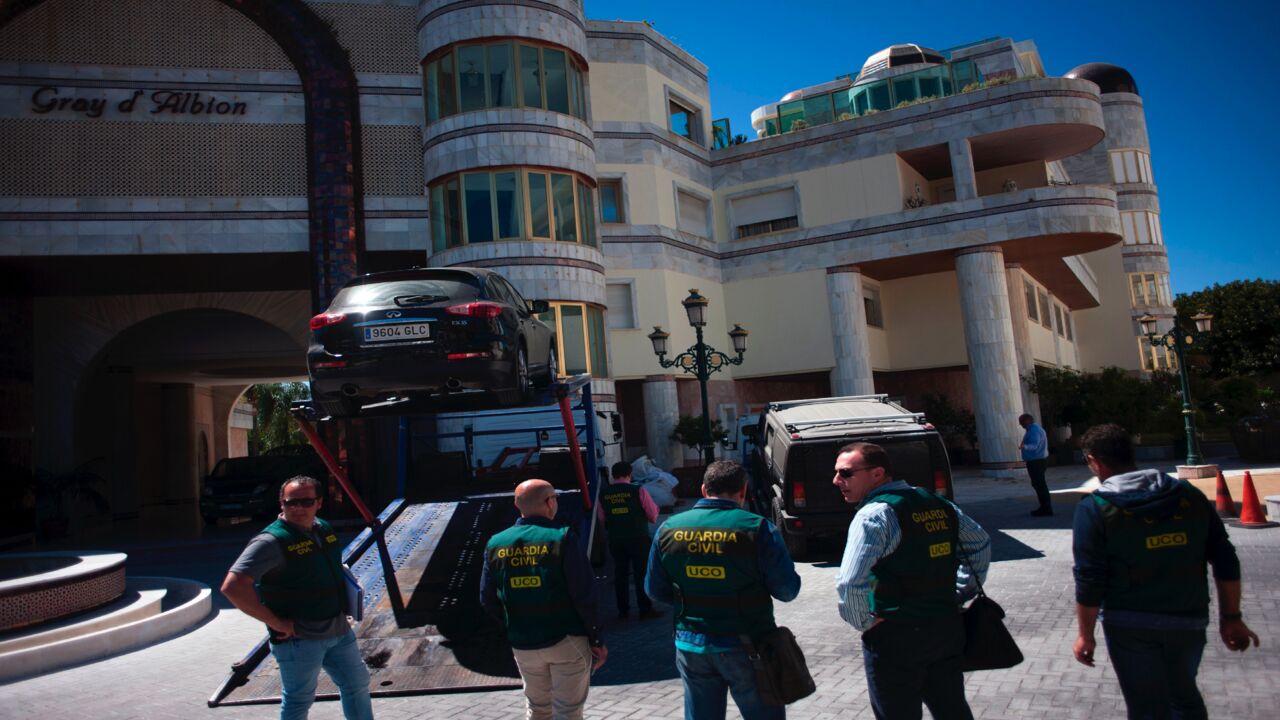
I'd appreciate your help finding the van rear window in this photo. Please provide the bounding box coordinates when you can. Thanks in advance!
[798,438,937,489]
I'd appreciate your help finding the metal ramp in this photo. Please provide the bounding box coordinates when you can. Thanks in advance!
[209,376,600,707]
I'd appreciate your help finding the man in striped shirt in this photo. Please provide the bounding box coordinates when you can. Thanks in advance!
[833,442,990,720]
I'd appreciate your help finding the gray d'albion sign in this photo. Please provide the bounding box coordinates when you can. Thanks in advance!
[30,85,249,119]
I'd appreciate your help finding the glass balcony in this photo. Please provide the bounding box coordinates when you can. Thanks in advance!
[765,60,983,136]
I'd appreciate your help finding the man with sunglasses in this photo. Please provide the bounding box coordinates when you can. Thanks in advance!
[481,478,606,720]
[222,476,373,720]
[833,443,989,720]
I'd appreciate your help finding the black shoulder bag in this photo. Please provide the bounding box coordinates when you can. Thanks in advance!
[740,626,817,706]
[956,543,1024,671]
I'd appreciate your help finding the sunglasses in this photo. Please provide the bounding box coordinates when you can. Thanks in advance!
[836,466,878,479]
[282,497,319,508]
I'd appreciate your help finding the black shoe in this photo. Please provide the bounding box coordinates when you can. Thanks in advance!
[638,608,664,620]
[1030,508,1054,517]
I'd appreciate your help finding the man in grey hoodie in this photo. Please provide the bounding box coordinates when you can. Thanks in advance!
[1071,424,1259,720]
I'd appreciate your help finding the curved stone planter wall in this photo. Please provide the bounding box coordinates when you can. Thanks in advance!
[0,552,126,632]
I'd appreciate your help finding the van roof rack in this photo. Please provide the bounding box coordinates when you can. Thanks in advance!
[766,394,890,412]
[784,412,925,434]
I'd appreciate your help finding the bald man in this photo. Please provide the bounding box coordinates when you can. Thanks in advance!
[481,480,606,720]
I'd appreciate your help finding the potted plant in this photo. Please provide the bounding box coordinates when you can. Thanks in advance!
[669,415,729,497]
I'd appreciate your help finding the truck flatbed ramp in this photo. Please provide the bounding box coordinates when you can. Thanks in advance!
[211,492,567,705]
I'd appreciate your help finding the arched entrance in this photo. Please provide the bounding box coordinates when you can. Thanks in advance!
[0,0,365,309]
[75,309,305,528]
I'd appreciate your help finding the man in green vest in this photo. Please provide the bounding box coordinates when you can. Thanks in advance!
[222,476,373,720]
[481,478,606,720]
[598,460,662,620]
[833,442,989,720]
[1072,424,1259,719]
[645,460,801,720]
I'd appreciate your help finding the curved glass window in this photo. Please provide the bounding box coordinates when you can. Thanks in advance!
[425,41,588,123]
[430,168,599,251]
[536,302,609,378]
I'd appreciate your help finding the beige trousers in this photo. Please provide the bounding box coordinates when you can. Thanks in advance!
[510,635,592,720]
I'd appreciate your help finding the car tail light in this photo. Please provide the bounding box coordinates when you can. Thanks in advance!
[934,470,948,495]
[313,360,347,369]
[792,481,807,508]
[447,351,492,361]
[310,312,346,330]
[446,301,504,318]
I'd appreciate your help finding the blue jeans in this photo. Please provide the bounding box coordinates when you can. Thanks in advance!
[675,647,784,720]
[270,628,374,720]
[1103,624,1207,720]
[860,614,973,720]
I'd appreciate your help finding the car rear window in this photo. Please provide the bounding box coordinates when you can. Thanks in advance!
[797,437,938,489]
[330,279,479,310]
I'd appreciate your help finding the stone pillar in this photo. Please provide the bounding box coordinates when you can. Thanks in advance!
[161,383,198,505]
[949,138,978,201]
[955,247,1024,476]
[107,367,139,520]
[1003,264,1041,421]
[826,266,876,396]
[642,374,681,471]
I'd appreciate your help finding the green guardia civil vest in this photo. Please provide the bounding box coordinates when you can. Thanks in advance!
[656,504,775,636]
[601,483,650,541]
[485,523,587,647]
[1092,481,1211,614]
[867,488,961,622]
[257,517,346,621]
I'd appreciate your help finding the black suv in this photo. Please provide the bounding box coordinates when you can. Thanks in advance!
[746,394,953,558]
[199,450,328,524]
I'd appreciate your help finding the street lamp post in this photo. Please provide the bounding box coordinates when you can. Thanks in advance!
[648,289,748,466]
[1139,311,1214,467]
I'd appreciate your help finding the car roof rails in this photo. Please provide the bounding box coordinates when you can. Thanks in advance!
[783,412,926,435]
[766,394,891,412]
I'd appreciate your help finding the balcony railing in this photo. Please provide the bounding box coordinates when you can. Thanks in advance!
[761,60,985,137]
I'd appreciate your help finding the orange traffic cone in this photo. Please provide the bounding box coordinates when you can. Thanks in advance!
[1230,471,1278,529]
[1214,469,1236,518]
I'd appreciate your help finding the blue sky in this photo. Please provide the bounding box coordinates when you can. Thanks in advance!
[585,0,1279,296]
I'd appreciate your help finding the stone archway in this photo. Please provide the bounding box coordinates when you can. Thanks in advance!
[0,0,365,310]
[72,306,306,522]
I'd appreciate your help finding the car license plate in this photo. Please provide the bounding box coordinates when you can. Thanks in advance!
[364,323,431,342]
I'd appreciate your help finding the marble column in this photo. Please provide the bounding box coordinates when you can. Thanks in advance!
[955,247,1024,475]
[642,374,682,471]
[826,266,876,396]
[949,138,978,201]
[1003,264,1042,421]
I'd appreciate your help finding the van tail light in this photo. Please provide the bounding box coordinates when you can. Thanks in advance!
[934,470,948,495]
[792,481,807,508]
[446,301,504,319]
[309,312,347,330]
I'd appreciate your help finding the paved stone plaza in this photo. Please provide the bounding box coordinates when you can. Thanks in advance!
[3,466,1277,719]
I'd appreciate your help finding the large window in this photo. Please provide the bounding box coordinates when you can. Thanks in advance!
[598,179,625,223]
[1024,280,1039,323]
[1129,272,1172,308]
[1137,337,1177,372]
[605,282,637,329]
[431,168,597,250]
[669,95,703,144]
[1110,149,1154,184]
[1037,289,1052,329]
[730,188,799,240]
[676,189,709,238]
[536,302,609,378]
[1120,211,1164,246]
[863,284,884,329]
[425,40,586,123]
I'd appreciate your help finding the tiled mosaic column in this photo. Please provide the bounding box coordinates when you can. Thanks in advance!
[826,266,875,396]
[642,374,681,472]
[1003,264,1042,421]
[949,138,978,202]
[955,246,1024,475]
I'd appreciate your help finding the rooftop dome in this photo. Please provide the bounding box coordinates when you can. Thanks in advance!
[1064,63,1139,95]
[858,44,945,81]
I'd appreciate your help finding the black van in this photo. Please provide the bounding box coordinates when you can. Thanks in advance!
[745,394,952,558]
